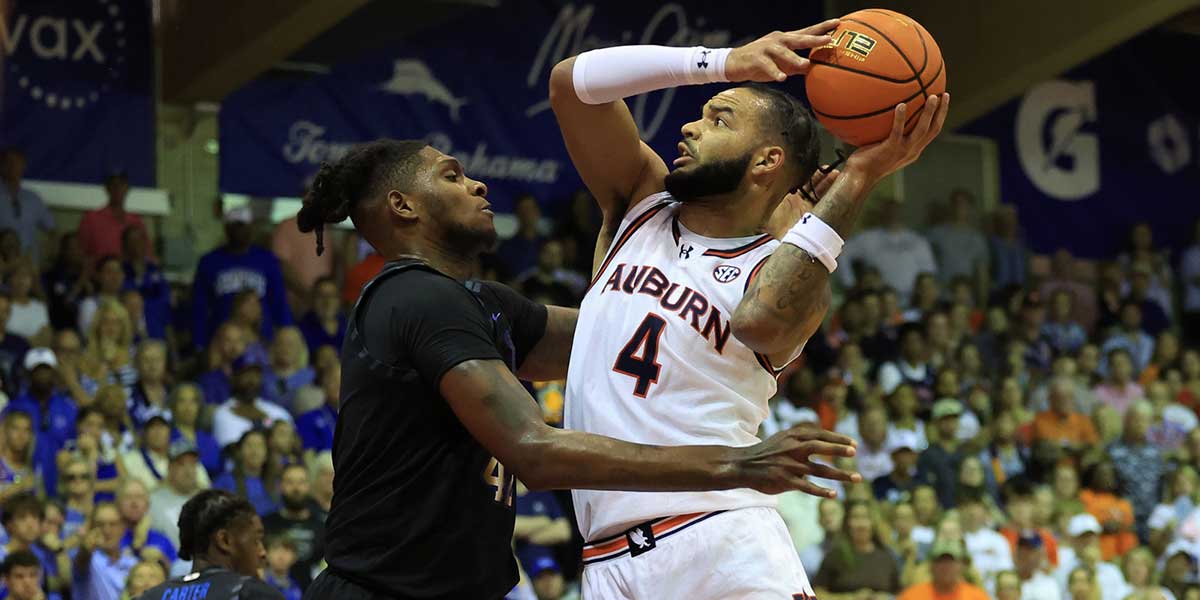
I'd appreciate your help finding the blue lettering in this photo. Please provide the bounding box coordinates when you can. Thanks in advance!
[196,582,211,598]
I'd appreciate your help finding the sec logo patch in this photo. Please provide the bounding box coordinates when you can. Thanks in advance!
[713,265,741,283]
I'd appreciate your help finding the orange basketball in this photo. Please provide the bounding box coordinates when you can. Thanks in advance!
[805,9,947,146]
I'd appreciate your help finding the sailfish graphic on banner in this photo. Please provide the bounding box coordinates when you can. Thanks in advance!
[378,59,469,122]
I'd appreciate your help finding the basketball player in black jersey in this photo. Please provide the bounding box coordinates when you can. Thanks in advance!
[137,490,283,600]
[293,138,862,599]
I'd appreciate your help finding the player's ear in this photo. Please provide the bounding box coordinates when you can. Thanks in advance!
[387,190,419,223]
[212,528,235,556]
[751,145,786,177]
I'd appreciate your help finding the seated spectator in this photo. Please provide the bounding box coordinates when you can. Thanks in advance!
[43,233,88,332]
[1145,378,1195,456]
[77,256,125,335]
[168,383,220,478]
[1126,263,1171,337]
[190,206,293,352]
[890,501,933,567]
[213,429,277,516]
[1052,465,1087,534]
[959,490,1013,581]
[95,384,134,451]
[212,354,292,449]
[1079,460,1137,561]
[798,497,843,577]
[873,430,921,503]
[123,560,167,599]
[1000,478,1059,566]
[59,456,94,542]
[0,494,67,599]
[917,399,965,508]
[61,407,123,503]
[0,292,31,398]
[887,384,928,452]
[854,405,894,482]
[1140,331,1180,387]
[309,452,333,513]
[263,535,302,600]
[981,411,1028,489]
[878,324,937,404]
[8,348,76,493]
[1100,306,1155,379]
[121,416,211,494]
[1108,401,1164,540]
[120,288,149,346]
[1121,547,1171,600]
[2,549,46,600]
[1147,467,1196,555]
[126,339,170,430]
[1044,289,1088,356]
[71,503,138,600]
[228,291,272,361]
[994,570,1022,600]
[0,410,40,501]
[264,464,324,590]
[121,225,169,341]
[518,552,565,600]
[513,479,570,558]
[148,441,204,552]
[296,277,345,359]
[5,261,49,345]
[1030,356,1097,415]
[197,322,247,406]
[988,204,1028,292]
[902,274,940,326]
[52,328,93,406]
[1009,532,1061,600]
[814,500,902,599]
[261,327,316,411]
[515,239,582,306]
[1033,377,1101,471]
[498,194,548,275]
[1066,566,1102,600]
[294,364,338,453]
[266,421,303,490]
[1014,299,1054,374]
[80,299,138,389]
[926,190,988,287]
[1161,543,1200,600]
[1096,350,1145,421]
[897,539,988,600]
[114,479,176,568]
[1055,514,1128,600]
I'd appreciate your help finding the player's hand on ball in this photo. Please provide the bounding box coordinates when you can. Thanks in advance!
[845,92,950,181]
[726,19,840,82]
[736,423,861,496]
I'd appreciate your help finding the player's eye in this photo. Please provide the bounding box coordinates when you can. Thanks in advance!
[445,172,459,181]
[714,117,728,127]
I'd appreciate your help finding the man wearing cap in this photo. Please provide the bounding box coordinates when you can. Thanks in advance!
[191,204,293,351]
[873,429,921,503]
[148,439,204,553]
[519,551,566,600]
[917,398,966,507]
[1009,532,1061,600]
[77,172,153,265]
[212,353,292,448]
[1055,513,1129,600]
[4,348,75,493]
[897,540,988,600]
[1161,541,1200,600]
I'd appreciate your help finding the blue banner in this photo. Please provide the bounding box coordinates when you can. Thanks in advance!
[1,0,154,185]
[219,1,822,211]
[963,32,1200,259]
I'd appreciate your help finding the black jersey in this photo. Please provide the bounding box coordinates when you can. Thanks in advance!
[322,260,547,599]
[137,567,284,600]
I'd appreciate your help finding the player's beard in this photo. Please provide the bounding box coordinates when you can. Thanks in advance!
[434,207,498,256]
[664,150,752,203]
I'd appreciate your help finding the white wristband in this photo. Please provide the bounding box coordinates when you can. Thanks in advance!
[781,213,845,273]
[572,45,732,105]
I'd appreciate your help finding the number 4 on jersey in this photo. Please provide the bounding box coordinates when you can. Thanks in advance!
[612,314,667,398]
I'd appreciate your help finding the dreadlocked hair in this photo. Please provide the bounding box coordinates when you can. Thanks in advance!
[177,489,257,561]
[738,84,831,202]
[297,139,428,256]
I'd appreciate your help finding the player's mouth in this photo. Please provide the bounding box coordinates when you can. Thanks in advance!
[480,202,494,215]
[673,142,695,167]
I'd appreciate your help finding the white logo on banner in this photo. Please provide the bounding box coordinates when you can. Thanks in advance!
[377,59,469,122]
[1147,114,1192,175]
[1015,80,1099,201]
[0,0,128,111]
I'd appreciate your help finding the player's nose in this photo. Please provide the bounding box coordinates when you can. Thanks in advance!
[681,119,700,140]
[469,178,488,197]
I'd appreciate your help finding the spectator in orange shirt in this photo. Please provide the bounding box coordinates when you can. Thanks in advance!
[77,173,153,264]
[1033,377,1102,472]
[340,251,385,307]
[1078,459,1137,561]
[897,539,988,600]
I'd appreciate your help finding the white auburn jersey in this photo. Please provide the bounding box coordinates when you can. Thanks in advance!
[565,191,798,541]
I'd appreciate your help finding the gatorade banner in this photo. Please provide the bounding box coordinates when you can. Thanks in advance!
[0,0,155,185]
[218,1,822,211]
[963,31,1200,258]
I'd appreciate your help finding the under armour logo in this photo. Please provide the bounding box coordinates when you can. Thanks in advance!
[491,312,501,322]
[801,214,812,225]
[679,244,694,259]
[698,50,711,69]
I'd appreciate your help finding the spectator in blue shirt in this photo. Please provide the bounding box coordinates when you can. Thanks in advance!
[114,479,177,567]
[167,384,221,478]
[197,322,247,406]
[126,339,171,430]
[0,293,30,398]
[296,277,345,359]
[261,327,315,411]
[0,148,56,266]
[0,494,66,599]
[191,206,292,351]
[295,364,338,453]
[1043,289,1088,356]
[512,481,571,562]
[0,411,40,500]
[263,535,303,600]
[121,225,170,341]
[2,549,47,600]
[1100,302,1156,375]
[213,429,278,516]
[496,194,547,275]
[6,349,75,494]
[71,502,138,600]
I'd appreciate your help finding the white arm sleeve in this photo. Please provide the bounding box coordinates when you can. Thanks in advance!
[572,45,731,105]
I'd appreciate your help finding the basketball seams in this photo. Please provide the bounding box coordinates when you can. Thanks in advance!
[807,59,919,85]
[808,59,944,120]
[843,18,930,101]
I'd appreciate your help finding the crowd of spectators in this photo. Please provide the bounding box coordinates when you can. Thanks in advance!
[2,142,1200,600]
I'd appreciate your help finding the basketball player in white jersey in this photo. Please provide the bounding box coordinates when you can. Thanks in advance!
[549,19,949,599]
